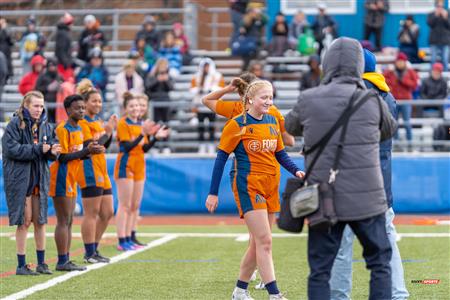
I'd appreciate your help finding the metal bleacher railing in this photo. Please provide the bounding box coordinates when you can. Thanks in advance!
[1,8,449,153]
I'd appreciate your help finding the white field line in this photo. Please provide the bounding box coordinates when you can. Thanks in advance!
[1,232,449,240]
[0,234,178,300]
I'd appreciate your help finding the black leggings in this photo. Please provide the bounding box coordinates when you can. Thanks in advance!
[198,112,216,141]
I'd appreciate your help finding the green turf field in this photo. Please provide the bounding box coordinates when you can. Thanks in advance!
[1,225,449,299]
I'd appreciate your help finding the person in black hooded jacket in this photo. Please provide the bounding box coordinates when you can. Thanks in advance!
[2,91,61,275]
[35,58,63,123]
[55,13,74,69]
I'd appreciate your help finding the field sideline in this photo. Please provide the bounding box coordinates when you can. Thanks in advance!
[1,216,449,299]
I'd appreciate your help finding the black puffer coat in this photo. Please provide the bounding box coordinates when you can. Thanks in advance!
[2,110,56,225]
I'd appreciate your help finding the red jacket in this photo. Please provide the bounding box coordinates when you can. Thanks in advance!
[383,68,419,100]
[18,71,40,95]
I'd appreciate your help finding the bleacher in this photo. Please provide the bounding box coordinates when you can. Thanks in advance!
[1,49,448,153]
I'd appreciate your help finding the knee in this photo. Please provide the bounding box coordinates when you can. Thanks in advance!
[23,219,32,229]
[256,233,272,254]
[100,208,114,222]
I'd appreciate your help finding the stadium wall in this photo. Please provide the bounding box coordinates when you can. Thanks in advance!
[267,0,449,49]
[0,155,449,216]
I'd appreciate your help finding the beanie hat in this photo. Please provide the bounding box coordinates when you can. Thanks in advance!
[363,48,376,73]
[396,52,408,61]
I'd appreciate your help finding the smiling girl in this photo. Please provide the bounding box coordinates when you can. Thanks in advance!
[205,80,303,300]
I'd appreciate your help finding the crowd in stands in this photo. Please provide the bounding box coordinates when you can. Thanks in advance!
[0,0,449,152]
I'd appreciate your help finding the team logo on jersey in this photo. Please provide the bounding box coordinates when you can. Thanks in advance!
[255,194,266,203]
[247,140,262,153]
[97,176,104,183]
[249,127,254,134]
[269,126,278,136]
[262,139,278,152]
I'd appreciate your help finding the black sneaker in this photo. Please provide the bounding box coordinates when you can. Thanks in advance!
[56,261,87,271]
[16,264,39,275]
[94,251,110,263]
[84,254,100,264]
[36,263,53,275]
[131,237,146,246]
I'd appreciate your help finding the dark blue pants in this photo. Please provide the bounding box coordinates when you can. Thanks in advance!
[307,213,392,300]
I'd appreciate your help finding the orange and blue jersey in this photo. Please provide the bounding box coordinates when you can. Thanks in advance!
[49,121,84,197]
[114,117,147,181]
[77,115,112,190]
[216,113,285,217]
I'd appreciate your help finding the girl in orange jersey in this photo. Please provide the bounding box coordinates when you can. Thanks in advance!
[49,94,104,271]
[76,79,118,263]
[202,73,294,287]
[129,93,170,246]
[114,92,164,251]
[205,80,304,300]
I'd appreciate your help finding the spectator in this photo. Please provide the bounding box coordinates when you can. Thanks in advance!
[398,15,420,63]
[383,52,419,144]
[330,48,409,300]
[285,37,397,300]
[19,16,46,75]
[248,60,276,97]
[55,13,75,81]
[288,10,309,49]
[76,48,109,100]
[228,0,249,47]
[190,58,224,153]
[145,58,174,123]
[427,0,450,71]
[239,7,268,70]
[311,3,337,56]
[135,15,160,51]
[172,22,192,65]
[0,17,14,80]
[19,55,45,96]
[115,60,145,109]
[269,13,289,56]
[420,62,448,117]
[35,58,64,123]
[364,0,389,52]
[299,54,321,91]
[433,120,450,151]
[158,31,182,78]
[130,36,157,78]
[77,15,107,63]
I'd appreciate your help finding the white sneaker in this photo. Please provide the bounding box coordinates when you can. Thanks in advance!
[255,281,265,290]
[232,287,254,300]
[250,270,257,282]
[269,293,288,300]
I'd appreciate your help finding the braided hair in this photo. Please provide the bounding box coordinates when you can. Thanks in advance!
[76,78,99,101]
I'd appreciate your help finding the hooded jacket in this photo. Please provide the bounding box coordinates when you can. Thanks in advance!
[2,109,56,225]
[190,58,225,112]
[363,72,397,208]
[18,55,45,95]
[285,37,397,221]
[55,22,73,68]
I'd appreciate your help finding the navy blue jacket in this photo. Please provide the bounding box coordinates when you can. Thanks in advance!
[364,79,397,207]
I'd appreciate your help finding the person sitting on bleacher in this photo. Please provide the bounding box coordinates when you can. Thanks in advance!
[19,16,46,76]
[77,15,107,63]
[76,48,109,101]
[299,55,321,91]
[130,36,157,78]
[19,55,45,96]
[158,31,182,78]
[383,52,419,145]
[269,12,289,57]
[172,23,191,65]
[420,62,448,118]
[190,57,224,154]
[288,10,309,50]
[145,58,174,123]
[115,60,144,113]
[35,58,63,123]
[135,15,160,52]
[55,13,75,81]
